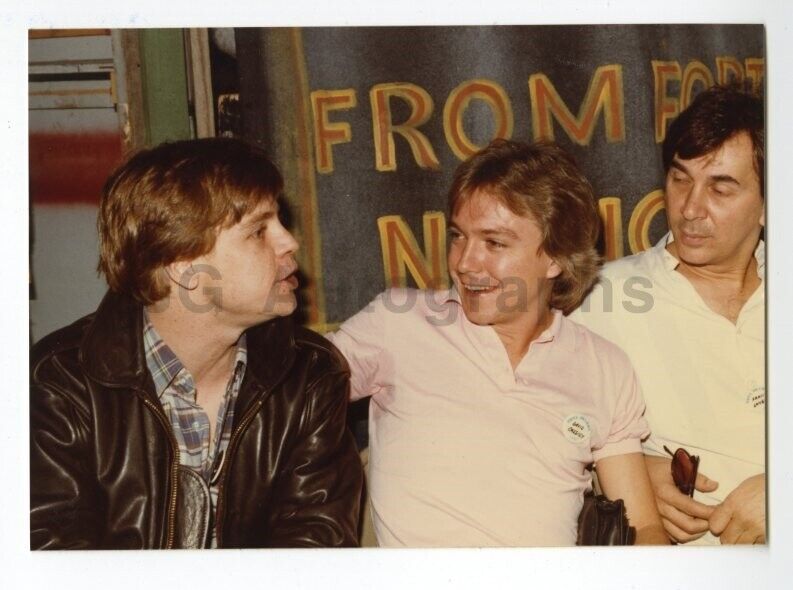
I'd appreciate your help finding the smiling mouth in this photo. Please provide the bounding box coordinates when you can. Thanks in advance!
[460,282,498,294]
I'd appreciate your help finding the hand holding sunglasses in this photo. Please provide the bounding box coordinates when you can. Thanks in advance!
[663,445,700,498]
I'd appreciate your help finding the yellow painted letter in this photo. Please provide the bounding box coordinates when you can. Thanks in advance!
[745,58,765,93]
[443,79,514,161]
[377,211,448,289]
[310,89,357,174]
[370,83,440,172]
[652,60,681,143]
[628,190,666,254]
[680,61,715,110]
[598,197,624,261]
[716,56,744,85]
[529,65,625,145]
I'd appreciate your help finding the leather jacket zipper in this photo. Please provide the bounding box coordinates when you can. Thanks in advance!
[214,398,264,547]
[140,394,181,549]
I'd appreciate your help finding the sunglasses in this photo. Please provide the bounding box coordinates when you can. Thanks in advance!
[663,445,700,497]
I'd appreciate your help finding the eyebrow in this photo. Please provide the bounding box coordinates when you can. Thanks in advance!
[449,222,519,240]
[241,208,277,229]
[669,159,741,186]
[481,228,519,239]
[709,174,741,186]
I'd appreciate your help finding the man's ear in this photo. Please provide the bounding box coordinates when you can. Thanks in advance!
[165,260,199,291]
[546,258,562,280]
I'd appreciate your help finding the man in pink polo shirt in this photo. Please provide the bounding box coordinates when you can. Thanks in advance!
[329,140,666,546]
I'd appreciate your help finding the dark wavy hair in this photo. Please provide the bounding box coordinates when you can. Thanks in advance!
[663,83,764,196]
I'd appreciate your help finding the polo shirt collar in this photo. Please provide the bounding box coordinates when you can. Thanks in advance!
[536,308,563,344]
[444,286,570,350]
[755,239,765,280]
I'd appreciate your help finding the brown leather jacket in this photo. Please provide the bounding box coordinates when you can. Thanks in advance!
[30,291,362,549]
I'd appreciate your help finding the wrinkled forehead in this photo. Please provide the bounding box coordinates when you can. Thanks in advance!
[673,133,761,184]
[674,131,762,185]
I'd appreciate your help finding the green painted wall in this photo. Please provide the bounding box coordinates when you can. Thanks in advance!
[139,29,192,145]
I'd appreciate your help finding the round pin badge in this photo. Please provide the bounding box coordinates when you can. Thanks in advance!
[745,385,765,409]
[562,414,592,445]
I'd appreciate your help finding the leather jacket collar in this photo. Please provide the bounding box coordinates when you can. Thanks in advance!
[79,291,298,409]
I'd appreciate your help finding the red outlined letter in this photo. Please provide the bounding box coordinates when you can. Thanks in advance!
[310,89,357,174]
[370,83,440,172]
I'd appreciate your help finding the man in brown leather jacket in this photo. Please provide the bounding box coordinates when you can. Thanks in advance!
[30,138,362,549]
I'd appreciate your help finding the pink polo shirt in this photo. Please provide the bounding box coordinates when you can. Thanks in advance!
[328,288,649,547]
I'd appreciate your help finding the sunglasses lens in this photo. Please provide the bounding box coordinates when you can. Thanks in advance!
[671,449,697,496]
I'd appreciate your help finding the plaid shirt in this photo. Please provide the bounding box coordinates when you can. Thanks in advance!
[143,311,247,548]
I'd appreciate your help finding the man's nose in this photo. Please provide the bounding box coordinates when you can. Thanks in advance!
[681,184,708,221]
[454,242,481,274]
[277,226,299,256]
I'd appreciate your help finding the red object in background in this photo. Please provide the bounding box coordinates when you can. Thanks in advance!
[29,132,123,205]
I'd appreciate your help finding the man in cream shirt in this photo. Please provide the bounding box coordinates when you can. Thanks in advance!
[572,84,765,545]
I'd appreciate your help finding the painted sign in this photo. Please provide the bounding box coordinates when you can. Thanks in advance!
[236,25,764,329]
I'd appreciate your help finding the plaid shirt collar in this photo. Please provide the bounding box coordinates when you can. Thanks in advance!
[142,310,248,400]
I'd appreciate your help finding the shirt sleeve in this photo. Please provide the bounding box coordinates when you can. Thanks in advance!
[641,432,670,458]
[326,292,392,401]
[592,353,650,463]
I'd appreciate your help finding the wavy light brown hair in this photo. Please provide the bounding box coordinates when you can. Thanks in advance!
[448,139,601,314]
[98,138,283,304]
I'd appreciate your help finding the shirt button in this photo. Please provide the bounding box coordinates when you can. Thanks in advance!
[192,421,200,428]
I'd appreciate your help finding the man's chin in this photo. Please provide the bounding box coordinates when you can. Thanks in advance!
[248,296,297,326]
[670,237,711,266]
[675,246,714,267]
[273,297,298,319]
[460,305,495,326]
